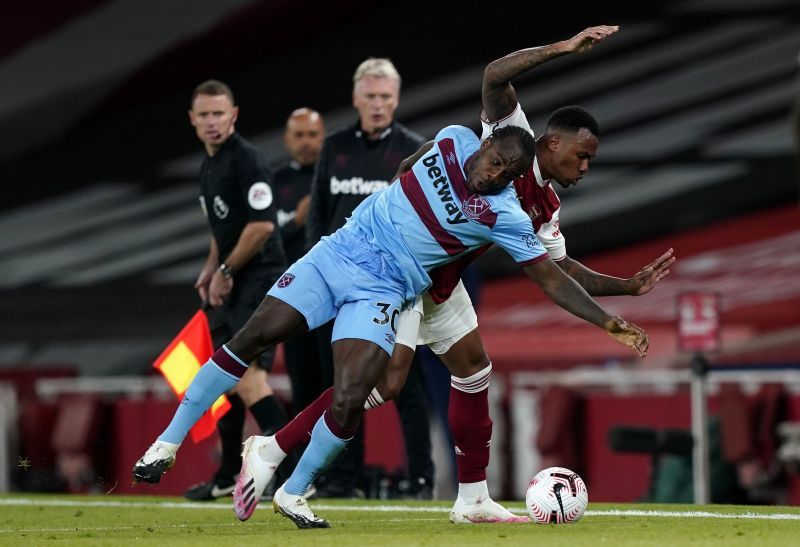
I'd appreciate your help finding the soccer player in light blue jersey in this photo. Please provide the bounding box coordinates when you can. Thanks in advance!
[343,123,548,301]
[134,97,648,529]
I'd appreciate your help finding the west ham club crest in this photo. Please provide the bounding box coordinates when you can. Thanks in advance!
[277,273,295,288]
[463,194,490,220]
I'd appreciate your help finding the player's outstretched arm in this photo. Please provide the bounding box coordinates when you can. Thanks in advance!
[523,258,648,357]
[557,248,675,297]
[482,25,619,121]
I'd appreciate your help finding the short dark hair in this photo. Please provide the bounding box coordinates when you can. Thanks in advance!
[490,125,537,162]
[546,106,599,137]
[191,80,234,107]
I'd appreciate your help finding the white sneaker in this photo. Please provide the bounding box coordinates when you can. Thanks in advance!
[233,435,285,521]
[449,496,530,524]
[132,440,179,484]
[272,483,330,529]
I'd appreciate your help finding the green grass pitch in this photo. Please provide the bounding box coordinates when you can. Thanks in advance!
[0,495,798,546]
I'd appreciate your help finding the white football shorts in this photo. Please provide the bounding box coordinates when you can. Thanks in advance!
[395,280,478,355]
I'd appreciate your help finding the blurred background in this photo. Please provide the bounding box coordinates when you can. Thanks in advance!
[1,0,799,504]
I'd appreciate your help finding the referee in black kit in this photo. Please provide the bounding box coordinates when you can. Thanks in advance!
[185,80,293,500]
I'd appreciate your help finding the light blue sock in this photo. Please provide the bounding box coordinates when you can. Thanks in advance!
[158,359,241,444]
[284,415,350,496]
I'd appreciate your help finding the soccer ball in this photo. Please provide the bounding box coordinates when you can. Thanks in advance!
[525,466,588,524]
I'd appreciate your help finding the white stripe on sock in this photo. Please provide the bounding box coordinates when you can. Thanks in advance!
[451,363,492,393]
[221,344,249,368]
[363,387,385,410]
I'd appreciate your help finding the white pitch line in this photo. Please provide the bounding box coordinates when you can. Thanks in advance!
[0,519,443,534]
[0,498,798,521]
[0,499,454,512]
[587,509,800,521]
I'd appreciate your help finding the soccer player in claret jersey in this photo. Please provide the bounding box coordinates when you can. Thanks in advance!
[233,25,673,527]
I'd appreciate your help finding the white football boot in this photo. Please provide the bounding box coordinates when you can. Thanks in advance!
[132,440,179,484]
[449,496,530,524]
[272,483,330,528]
[233,435,285,521]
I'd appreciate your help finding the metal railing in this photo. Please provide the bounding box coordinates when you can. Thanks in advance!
[511,365,800,504]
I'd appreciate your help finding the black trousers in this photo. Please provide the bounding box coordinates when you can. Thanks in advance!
[283,329,324,415]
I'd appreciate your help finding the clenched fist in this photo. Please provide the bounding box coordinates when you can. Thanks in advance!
[605,316,649,357]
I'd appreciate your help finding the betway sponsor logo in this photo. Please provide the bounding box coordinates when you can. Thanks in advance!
[422,153,467,225]
[330,176,389,195]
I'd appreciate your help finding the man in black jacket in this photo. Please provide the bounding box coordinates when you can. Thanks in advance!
[306,58,434,498]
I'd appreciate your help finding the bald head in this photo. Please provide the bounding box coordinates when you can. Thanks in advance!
[284,108,324,166]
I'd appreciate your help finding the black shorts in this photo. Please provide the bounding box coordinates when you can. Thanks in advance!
[206,268,282,371]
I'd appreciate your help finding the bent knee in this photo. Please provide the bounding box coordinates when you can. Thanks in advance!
[332,386,368,422]
[448,354,491,379]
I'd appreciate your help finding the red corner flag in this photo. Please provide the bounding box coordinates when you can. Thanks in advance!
[153,310,230,443]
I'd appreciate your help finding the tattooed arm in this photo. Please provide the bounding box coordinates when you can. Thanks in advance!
[482,25,619,121]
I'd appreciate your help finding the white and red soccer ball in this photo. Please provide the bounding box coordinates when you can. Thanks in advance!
[525,466,588,524]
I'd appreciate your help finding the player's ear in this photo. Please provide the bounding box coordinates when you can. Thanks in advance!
[231,106,239,124]
[547,133,560,152]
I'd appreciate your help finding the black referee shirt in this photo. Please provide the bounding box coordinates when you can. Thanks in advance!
[199,132,286,274]
[306,120,426,246]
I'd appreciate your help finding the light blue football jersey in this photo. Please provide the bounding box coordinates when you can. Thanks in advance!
[346,125,547,300]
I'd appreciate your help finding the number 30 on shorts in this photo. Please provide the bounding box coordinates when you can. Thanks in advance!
[372,302,399,333]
